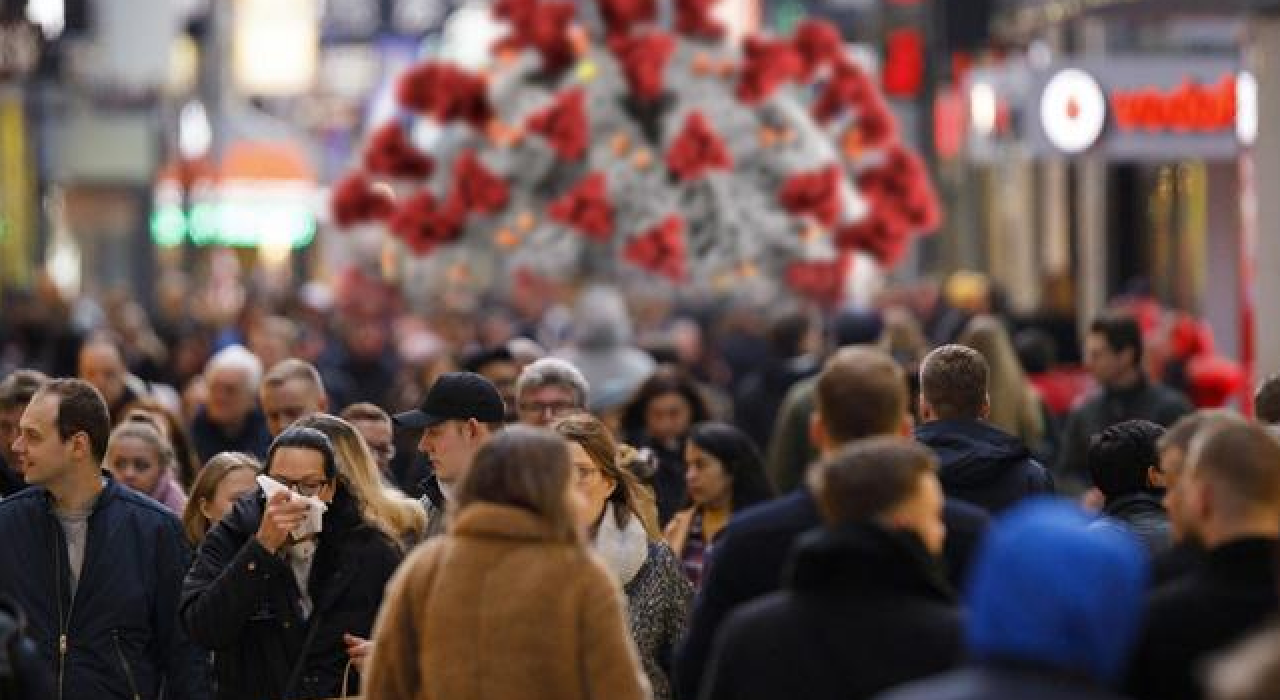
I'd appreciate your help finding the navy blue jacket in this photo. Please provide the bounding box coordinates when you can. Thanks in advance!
[0,476,210,700]
[916,419,1055,515]
[675,488,988,700]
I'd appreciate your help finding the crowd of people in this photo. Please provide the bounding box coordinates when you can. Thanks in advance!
[1,273,1280,700]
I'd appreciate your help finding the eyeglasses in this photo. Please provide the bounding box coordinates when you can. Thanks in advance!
[271,476,331,497]
[518,401,579,418]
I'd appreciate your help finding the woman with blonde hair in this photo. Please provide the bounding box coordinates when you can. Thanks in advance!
[554,412,692,700]
[959,315,1050,453]
[181,451,259,545]
[294,413,427,544]
[105,420,188,514]
[363,426,650,700]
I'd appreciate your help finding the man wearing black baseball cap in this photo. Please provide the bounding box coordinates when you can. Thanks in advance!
[395,372,506,538]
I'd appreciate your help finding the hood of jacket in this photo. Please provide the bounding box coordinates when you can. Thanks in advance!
[784,522,954,602]
[916,419,1034,488]
[965,499,1148,685]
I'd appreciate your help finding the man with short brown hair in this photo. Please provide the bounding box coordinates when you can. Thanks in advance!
[1128,418,1280,700]
[676,347,989,700]
[701,437,960,700]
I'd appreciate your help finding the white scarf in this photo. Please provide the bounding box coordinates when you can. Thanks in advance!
[591,503,648,586]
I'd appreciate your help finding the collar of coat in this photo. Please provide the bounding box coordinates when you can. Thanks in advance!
[591,502,648,586]
[452,502,569,542]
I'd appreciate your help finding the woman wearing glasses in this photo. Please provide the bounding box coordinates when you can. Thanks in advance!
[181,425,404,700]
[554,413,693,700]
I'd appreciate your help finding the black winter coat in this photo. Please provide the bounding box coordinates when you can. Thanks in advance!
[1057,379,1192,493]
[675,489,988,700]
[877,665,1133,700]
[699,524,963,700]
[1126,537,1280,700]
[916,419,1055,514]
[733,357,821,449]
[0,477,210,700]
[181,488,403,700]
[1091,493,1171,555]
[189,408,272,463]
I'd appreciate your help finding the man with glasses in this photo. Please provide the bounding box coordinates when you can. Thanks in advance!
[340,403,397,482]
[514,358,590,427]
[182,425,403,700]
[395,372,506,539]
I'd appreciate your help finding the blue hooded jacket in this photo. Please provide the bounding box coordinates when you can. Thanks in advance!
[965,499,1149,684]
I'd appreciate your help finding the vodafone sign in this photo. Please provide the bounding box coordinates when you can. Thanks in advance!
[1029,57,1253,161]
[1040,69,1107,154]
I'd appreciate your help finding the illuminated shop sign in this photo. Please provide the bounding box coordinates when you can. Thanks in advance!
[1025,56,1253,161]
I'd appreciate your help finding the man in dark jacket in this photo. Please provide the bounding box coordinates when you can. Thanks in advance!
[734,308,822,450]
[876,500,1148,700]
[1126,418,1280,700]
[676,347,990,700]
[1057,314,1192,493]
[182,426,403,700]
[0,379,209,700]
[915,344,1053,514]
[701,438,962,700]
[1086,420,1171,554]
[190,345,272,462]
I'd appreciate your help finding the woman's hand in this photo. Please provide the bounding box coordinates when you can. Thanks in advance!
[344,633,373,671]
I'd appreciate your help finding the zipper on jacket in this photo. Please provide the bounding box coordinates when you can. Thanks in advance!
[112,630,143,700]
[52,513,76,700]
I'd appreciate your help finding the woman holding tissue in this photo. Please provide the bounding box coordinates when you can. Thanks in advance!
[181,425,404,700]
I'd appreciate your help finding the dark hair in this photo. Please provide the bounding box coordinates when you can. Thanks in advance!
[767,308,814,359]
[266,426,338,480]
[1088,420,1165,500]
[1090,314,1144,367]
[36,379,111,462]
[807,436,937,525]
[456,425,580,544]
[462,346,516,375]
[620,366,710,437]
[1014,329,1057,375]
[0,370,47,411]
[1254,373,1280,425]
[688,422,774,510]
[816,347,907,445]
[920,344,989,420]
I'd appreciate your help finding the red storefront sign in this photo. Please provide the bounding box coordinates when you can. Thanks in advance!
[1110,76,1236,133]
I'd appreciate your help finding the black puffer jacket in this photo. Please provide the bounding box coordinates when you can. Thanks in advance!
[917,419,1055,515]
[181,488,403,700]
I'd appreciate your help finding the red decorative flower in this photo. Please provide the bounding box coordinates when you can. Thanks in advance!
[666,112,733,181]
[856,96,899,150]
[494,0,537,24]
[834,216,910,267]
[389,191,465,255]
[859,146,941,231]
[549,173,614,241]
[625,216,687,282]
[450,151,510,215]
[396,62,492,127]
[813,60,875,122]
[363,122,434,179]
[527,1,577,74]
[736,37,804,104]
[610,32,676,102]
[785,256,849,307]
[793,20,844,80]
[779,164,844,228]
[597,0,657,36]
[330,174,395,229]
[526,88,590,161]
[1187,355,1245,408]
[674,0,723,38]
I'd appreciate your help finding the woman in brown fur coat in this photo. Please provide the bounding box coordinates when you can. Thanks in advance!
[362,426,652,700]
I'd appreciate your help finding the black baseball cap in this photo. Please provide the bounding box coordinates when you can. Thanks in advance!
[393,372,505,428]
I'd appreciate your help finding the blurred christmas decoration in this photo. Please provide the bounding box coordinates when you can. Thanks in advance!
[332,0,942,304]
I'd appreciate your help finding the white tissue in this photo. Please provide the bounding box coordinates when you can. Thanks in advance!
[257,474,328,540]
